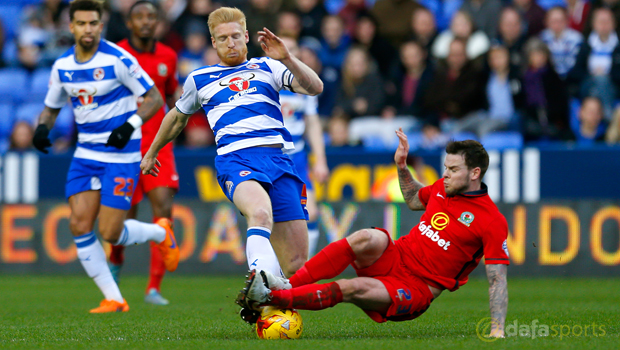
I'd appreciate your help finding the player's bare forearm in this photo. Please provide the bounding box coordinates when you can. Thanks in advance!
[37,107,61,129]
[136,86,164,123]
[486,264,508,336]
[282,56,324,96]
[397,165,425,211]
[145,107,189,157]
[305,114,327,164]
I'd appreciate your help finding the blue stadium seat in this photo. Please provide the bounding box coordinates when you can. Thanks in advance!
[49,105,75,141]
[2,38,19,67]
[27,68,52,103]
[481,131,524,150]
[569,97,581,135]
[405,131,424,150]
[0,5,22,39]
[0,103,15,154]
[0,68,28,104]
[537,0,567,10]
[16,103,44,126]
[361,134,390,151]
[450,131,478,141]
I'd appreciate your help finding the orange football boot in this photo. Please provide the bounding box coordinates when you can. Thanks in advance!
[156,218,180,272]
[89,299,129,313]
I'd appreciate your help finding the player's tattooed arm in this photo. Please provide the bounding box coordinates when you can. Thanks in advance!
[37,106,61,129]
[136,86,164,123]
[394,128,425,211]
[486,264,508,338]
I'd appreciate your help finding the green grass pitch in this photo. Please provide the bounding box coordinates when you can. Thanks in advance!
[0,275,618,349]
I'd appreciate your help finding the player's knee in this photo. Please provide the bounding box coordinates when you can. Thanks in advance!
[347,229,374,253]
[247,207,273,228]
[281,256,306,278]
[98,225,123,243]
[69,217,92,236]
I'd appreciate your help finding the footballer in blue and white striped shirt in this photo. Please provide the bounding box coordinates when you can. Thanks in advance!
[141,7,323,322]
[32,0,180,313]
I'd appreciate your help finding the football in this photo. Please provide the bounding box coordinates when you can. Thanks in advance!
[255,307,303,339]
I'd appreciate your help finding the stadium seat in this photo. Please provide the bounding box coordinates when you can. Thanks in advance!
[0,68,28,104]
[28,68,53,103]
[2,38,19,67]
[481,131,524,150]
[49,105,75,141]
[0,103,15,154]
[569,97,581,135]
[450,131,478,141]
[16,103,44,126]
[0,5,22,39]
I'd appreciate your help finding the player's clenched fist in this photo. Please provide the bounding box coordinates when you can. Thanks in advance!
[394,127,410,169]
[141,154,161,177]
[33,124,52,154]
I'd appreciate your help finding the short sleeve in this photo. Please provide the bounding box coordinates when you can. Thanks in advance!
[115,53,155,96]
[483,216,510,265]
[175,75,201,115]
[418,184,433,207]
[165,54,179,96]
[264,58,294,92]
[44,63,68,109]
[304,95,318,116]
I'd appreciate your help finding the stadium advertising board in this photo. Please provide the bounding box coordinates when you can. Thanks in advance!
[1,201,618,276]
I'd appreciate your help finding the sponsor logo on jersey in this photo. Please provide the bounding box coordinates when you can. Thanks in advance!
[64,71,74,81]
[71,86,98,110]
[93,67,105,81]
[220,73,257,101]
[158,63,168,76]
[128,64,142,78]
[431,212,449,230]
[436,192,445,199]
[502,239,509,257]
[239,170,251,177]
[458,212,474,227]
[418,220,451,250]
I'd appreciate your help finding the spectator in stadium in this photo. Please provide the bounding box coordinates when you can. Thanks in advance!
[568,8,620,119]
[460,0,503,39]
[245,0,280,55]
[17,8,51,69]
[171,0,218,39]
[338,0,368,36]
[567,0,591,32]
[522,38,571,141]
[410,7,438,53]
[384,41,434,118]
[540,6,583,78]
[326,111,357,147]
[574,96,607,144]
[605,104,620,143]
[352,13,396,77]
[319,15,351,71]
[431,10,490,61]
[583,0,620,36]
[335,46,386,118]
[513,0,546,37]
[496,7,528,69]
[9,121,34,152]
[277,11,302,39]
[295,0,329,39]
[177,20,209,82]
[423,38,487,131]
[372,0,422,48]
[299,38,340,116]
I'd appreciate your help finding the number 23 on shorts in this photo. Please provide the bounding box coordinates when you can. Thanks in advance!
[113,177,135,197]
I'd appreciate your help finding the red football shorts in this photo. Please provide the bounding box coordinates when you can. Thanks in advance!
[131,143,179,206]
[353,228,435,323]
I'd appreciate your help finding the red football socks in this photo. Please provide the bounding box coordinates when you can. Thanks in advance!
[109,244,125,265]
[146,216,167,292]
[289,238,356,288]
[269,282,343,310]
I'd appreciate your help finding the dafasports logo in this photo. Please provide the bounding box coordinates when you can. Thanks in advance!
[476,318,607,342]
[418,220,451,250]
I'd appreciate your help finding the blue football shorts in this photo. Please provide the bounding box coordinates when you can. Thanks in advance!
[65,157,140,210]
[215,147,309,223]
[289,150,313,191]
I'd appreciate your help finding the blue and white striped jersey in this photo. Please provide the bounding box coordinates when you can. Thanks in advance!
[280,90,318,155]
[176,57,295,155]
[45,39,154,163]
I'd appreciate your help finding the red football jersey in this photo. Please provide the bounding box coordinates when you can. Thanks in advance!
[117,39,178,151]
[396,178,510,292]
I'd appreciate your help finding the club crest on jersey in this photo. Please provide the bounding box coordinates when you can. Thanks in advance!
[431,212,449,231]
[246,63,260,69]
[158,63,168,76]
[239,170,251,177]
[71,86,98,110]
[93,68,105,81]
[458,212,474,227]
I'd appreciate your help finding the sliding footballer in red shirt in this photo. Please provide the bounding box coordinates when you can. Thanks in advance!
[109,0,180,305]
[239,129,509,338]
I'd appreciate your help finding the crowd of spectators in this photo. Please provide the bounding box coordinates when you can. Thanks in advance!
[2,0,620,154]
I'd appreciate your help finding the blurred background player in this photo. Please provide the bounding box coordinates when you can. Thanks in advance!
[139,7,324,323]
[108,0,181,306]
[279,36,329,257]
[31,0,179,313]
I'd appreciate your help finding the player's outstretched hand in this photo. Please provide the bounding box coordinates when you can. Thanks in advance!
[312,161,330,183]
[33,124,52,154]
[394,128,409,168]
[257,27,290,61]
[106,122,134,149]
[141,154,161,177]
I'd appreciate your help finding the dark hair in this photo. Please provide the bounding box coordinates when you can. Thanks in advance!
[445,140,489,178]
[129,0,159,16]
[69,0,103,21]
